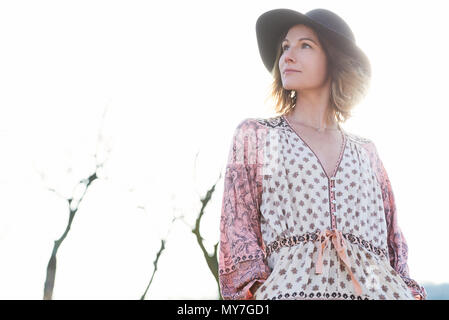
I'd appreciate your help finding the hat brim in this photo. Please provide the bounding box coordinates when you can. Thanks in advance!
[256,8,370,75]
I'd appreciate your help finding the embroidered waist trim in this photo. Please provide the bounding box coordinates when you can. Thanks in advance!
[265,230,388,258]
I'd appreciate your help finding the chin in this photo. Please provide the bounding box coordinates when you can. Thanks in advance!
[282,83,300,91]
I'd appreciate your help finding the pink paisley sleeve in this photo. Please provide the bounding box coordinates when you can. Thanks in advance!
[218,119,271,300]
[364,142,427,300]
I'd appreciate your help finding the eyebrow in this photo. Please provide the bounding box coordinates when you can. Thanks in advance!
[281,37,318,45]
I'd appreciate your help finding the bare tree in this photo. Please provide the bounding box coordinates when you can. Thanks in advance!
[140,238,165,300]
[177,151,223,299]
[140,210,183,300]
[38,104,112,300]
[193,176,222,299]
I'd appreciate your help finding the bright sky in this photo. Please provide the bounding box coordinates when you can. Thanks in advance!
[0,0,448,299]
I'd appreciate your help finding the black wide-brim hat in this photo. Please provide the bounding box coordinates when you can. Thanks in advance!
[256,8,371,76]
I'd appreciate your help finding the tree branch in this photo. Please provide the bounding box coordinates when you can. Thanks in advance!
[191,166,223,299]
[42,102,112,300]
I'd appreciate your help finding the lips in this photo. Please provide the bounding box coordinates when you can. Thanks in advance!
[283,69,301,74]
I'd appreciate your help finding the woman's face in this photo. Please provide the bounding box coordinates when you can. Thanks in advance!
[279,24,329,92]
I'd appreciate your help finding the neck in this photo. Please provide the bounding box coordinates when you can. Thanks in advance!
[287,83,338,130]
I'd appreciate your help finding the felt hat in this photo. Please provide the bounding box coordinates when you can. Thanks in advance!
[255,8,370,75]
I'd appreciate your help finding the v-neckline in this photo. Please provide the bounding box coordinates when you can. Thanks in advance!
[281,114,347,180]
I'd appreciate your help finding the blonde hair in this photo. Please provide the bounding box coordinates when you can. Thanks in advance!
[266,25,371,123]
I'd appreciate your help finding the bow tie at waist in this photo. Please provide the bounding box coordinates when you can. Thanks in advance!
[315,229,363,296]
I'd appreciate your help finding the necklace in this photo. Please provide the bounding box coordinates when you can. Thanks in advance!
[284,114,340,132]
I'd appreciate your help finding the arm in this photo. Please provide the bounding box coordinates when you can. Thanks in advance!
[380,164,427,300]
[365,142,427,300]
[218,119,271,300]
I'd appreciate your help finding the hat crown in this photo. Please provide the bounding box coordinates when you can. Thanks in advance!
[255,8,369,74]
[306,8,355,42]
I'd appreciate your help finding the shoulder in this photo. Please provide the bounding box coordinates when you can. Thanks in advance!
[345,132,389,184]
[253,115,288,129]
[235,115,286,130]
[227,118,268,165]
[231,115,285,140]
[234,117,260,131]
[343,129,381,163]
[343,130,373,146]
[230,118,261,143]
[233,114,292,136]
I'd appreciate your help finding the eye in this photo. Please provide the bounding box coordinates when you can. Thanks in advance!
[282,42,312,51]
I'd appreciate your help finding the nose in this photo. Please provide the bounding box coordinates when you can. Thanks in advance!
[282,49,295,64]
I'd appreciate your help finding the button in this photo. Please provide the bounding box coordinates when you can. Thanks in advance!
[332,199,336,204]
[330,177,336,181]
[331,187,336,191]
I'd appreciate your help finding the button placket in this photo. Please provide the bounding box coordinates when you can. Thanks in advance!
[329,177,337,229]
[331,215,336,228]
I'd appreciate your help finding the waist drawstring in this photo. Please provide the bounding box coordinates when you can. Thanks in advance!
[315,229,363,296]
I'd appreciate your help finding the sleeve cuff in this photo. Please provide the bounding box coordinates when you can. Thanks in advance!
[409,283,427,300]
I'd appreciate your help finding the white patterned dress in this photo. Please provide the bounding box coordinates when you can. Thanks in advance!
[218,115,427,300]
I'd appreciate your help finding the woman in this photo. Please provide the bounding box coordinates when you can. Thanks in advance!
[218,8,427,300]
